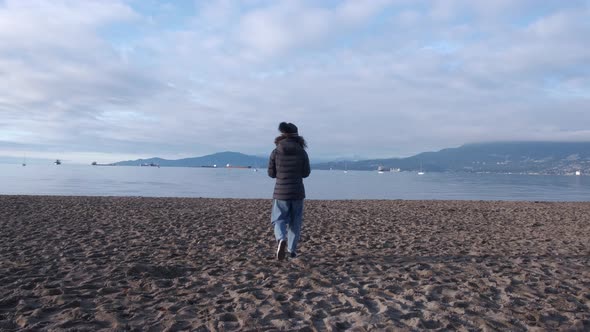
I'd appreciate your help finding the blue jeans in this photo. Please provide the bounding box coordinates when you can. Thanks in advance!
[271,199,304,255]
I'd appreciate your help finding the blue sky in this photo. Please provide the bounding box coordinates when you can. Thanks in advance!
[0,0,589,163]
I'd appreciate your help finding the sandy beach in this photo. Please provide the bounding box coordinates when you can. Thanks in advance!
[0,195,589,331]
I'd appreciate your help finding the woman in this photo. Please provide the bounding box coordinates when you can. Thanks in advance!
[268,122,311,260]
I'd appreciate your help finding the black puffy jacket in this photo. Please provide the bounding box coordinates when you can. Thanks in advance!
[268,137,311,200]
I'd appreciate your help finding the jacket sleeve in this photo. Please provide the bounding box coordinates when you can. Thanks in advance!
[302,150,311,178]
[268,149,277,178]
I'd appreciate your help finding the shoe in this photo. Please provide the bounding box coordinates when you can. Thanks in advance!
[276,240,287,260]
[289,252,297,258]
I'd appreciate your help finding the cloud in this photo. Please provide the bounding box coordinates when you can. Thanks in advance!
[0,0,163,153]
[0,0,589,163]
[235,0,392,58]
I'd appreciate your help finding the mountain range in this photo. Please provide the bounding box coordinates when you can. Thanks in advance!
[111,152,268,168]
[313,142,590,175]
[111,142,590,175]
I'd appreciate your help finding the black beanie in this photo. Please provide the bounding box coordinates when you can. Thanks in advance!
[287,123,298,134]
[278,122,291,133]
[278,122,298,134]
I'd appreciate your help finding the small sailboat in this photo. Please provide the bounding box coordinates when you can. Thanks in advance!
[343,162,348,173]
[22,155,26,167]
[418,162,424,175]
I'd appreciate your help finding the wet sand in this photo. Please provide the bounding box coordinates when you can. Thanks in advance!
[0,195,589,331]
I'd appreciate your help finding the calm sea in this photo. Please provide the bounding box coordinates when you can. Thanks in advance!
[1,164,589,201]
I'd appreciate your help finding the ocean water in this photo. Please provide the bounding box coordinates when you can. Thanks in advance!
[1,164,589,201]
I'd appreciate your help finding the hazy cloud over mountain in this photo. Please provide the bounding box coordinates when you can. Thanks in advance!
[1,0,589,163]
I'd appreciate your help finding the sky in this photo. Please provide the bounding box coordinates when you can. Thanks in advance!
[1,0,589,164]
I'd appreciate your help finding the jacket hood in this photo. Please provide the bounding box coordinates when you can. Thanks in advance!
[277,138,303,155]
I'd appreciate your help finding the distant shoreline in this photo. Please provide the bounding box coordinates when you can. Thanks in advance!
[96,163,586,176]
